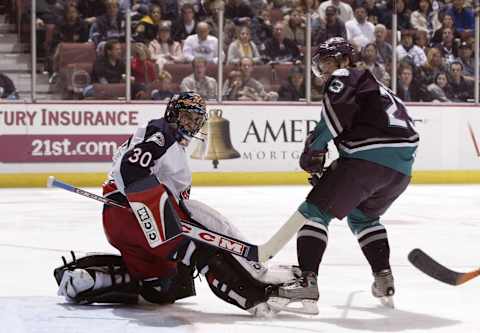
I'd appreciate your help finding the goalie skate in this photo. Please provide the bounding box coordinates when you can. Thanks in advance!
[267,271,319,315]
[371,269,395,308]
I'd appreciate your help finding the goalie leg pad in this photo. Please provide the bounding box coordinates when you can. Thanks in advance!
[204,252,272,310]
[139,263,196,304]
[54,253,140,304]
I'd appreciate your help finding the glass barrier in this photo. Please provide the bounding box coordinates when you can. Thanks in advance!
[1,0,479,103]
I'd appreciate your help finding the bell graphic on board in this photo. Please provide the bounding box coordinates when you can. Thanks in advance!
[191,109,240,168]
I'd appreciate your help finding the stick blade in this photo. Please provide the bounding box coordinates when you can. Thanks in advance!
[47,176,56,188]
[408,248,461,285]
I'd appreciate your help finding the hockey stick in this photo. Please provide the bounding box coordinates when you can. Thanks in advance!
[47,176,305,262]
[408,248,480,286]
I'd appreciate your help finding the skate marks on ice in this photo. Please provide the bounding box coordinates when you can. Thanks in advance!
[324,290,460,332]
[0,297,192,333]
[0,295,460,333]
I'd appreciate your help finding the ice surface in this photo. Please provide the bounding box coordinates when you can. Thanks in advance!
[0,185,479,333]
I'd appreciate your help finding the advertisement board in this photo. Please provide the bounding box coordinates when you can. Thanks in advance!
[1,102,480,185]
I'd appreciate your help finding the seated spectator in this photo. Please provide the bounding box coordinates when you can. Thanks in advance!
[445,0,474,34]
[277,65,305,101]
[0,73,19,100]
[227,26,261,65]
[90,0,125,46]
[131,43,157,85]
[180,56,217,100]
[48,5,90,80]
[151,70,175,100]
[223,57,278,101]
[410,0,440,37]
[314,5,347,45]
[373,24,392,65]
[447,61,474,102]
[415,30,429,52]
[92,39,125,84]
[36,0,64,57]
[299,0,322,32]
[432,27,458,64]
[318,0,353,23]
[132,83,148,100]
[149,21,184,71]
[456,41,474,80]
[283,7,307,50]
[263,22,300,63]
[133,3,163,44]
[382,0,411,30]
[427,72,452,102]
[345,5,375,51]
[52,5,89,46]
[421,47,447,84]
[396,30,427,67]
[431,14,459,45]
[357,43,390,86]
[78,0,106,24]
[224,0,254,25]
[171,3,198,43]
[250,5,274,54]
[363,0,383,25]
[183,22,224,64]
[396,62,428,102]
[159,0,180,23]
[202,2,237,47]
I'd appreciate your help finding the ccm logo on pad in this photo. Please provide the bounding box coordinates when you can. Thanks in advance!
[182,224,248,255]
[135,206,163,247]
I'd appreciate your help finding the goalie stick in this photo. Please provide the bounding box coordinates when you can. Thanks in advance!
[408,248,480,286]
[47,176,306,263]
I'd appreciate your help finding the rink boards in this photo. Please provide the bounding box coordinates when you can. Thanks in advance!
[0,102,480,187]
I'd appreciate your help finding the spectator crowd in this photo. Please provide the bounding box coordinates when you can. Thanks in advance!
[1,0,478,102]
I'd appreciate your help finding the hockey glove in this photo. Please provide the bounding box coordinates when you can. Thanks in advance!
[299,148,327,174]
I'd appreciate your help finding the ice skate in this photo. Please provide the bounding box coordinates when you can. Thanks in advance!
[267,271,319,315]
[371,269,395,308]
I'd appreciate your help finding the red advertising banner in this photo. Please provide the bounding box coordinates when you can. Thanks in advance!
[0,135,129,163]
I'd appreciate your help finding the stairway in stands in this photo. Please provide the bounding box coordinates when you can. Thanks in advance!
[0,14,60,100]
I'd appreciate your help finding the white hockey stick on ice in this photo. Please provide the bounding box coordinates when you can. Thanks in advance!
[47,176,306,262]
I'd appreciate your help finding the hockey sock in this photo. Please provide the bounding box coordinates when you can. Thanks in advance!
[348,209,391,273]
[297,202,332,274]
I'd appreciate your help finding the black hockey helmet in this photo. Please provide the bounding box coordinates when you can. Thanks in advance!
[312,37,355,77]
[165,91,207,144]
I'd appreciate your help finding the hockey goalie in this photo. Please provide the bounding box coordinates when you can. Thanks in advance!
[54,92,312,316]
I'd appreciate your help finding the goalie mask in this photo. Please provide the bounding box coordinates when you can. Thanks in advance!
[312,37,354,78]
[165,92,207,145]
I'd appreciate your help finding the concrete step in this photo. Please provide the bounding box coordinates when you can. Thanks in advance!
[0,53,31,71]
[7,72,49,86]
[0,33,18,44]
[0,23,15,33]
[18,91,64,101]
[5,72,52,93]
[0,42,26,53]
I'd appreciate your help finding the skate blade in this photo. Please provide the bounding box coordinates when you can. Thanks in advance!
[267,297,319,315]
[379,296,395,308]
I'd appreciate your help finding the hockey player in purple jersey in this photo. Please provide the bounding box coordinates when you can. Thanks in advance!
[268,37,419,314]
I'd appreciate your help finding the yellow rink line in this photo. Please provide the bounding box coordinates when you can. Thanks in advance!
[1,171,480,188]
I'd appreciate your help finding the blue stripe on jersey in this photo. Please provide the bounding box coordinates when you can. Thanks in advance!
[311,117,335,150]
[338,145,417,176]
